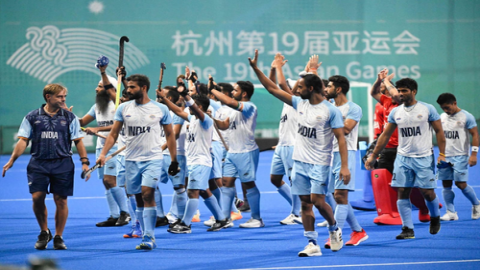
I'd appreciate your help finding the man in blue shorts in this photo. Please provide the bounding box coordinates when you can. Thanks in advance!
[97,74,179,250]
[436,93,480,220]
[250,51,349,257]
[366,76,447,239]
[3,83,89,250]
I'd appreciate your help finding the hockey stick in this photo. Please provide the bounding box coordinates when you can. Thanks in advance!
[156,63,166,102]
[81,146,126,179]
[115,36,129,109]
[81,127,107,140]
[213,121,229,151]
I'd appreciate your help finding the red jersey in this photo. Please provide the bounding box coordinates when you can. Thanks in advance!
[374,102,384,139]
[379,94,398,148]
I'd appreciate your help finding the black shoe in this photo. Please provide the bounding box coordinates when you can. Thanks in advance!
[168,218,182,229]
[430,216,441,235]
[168,222,191,234]
[96,216,118,227]
[207,219,232,232]
[238,201,251,212]
[155,216,169,227]
[235,197,244,208]
[53,235,67,250]
[115,211,131,226]
[396,226,415,239]
[34,229,53,250]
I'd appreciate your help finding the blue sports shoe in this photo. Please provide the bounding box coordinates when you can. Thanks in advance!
[124,220,142,238]
[136,234,156,250]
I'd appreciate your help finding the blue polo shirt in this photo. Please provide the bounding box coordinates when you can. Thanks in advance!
[18,105,83,160]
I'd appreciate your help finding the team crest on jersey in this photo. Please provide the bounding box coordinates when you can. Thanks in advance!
[34,120,41,124]
[417,114,423,119]
[316,116,322,121]
[457,121,463,126]
[60,120,67,126]
[149,114,155,119]
[299,111,304,115]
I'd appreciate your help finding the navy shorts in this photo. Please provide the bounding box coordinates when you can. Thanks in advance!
[27,157,75,197]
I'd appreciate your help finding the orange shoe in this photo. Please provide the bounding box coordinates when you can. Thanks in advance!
[231,211,243,221]
[345,229,368,246]
[419,210,430,223]
[192,210,201,222]
[324,238,331,249]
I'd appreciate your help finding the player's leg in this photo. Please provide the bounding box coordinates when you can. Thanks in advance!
[391,155,416,239]
[221,153,238,219]
[440,178,457,220]
[236,149,262,228]
[96,148,120,226]
[451,156,480,219]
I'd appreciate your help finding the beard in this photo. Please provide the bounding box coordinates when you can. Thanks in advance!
[299,91,311,99]
[128,90,143,100]
[96,90,111,114]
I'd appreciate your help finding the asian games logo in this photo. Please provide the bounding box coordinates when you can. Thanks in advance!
[7,25,149,82]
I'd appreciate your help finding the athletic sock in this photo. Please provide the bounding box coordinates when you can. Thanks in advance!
[110,187,129,213]
[246,186,261,220]
[277,183,293,206]
[182,198,199,226]
[127,196,137,221]
[292,195,301,216]
[304,231,318,244]
[326,193,337,212]
[333,204,349,229]
[346,203,362,232]
[231,199,240,213]
[425,197,440,218]
[397,199,413,229]
[327,222,338,232]
[143,207,156,237]
[461,185,480,205]
[212,188,223,209]
[105,189,120,218]
[221,187,235,218]
[169,192,178,217]
[136,207,144,235]
[442,187,456,212]
[175,189,187,219]
[154,187,165,217]
[204,195,226,221]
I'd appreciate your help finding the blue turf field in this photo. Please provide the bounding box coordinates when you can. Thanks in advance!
[1,149,480,270]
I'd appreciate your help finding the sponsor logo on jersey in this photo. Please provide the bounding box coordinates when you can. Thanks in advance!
[126,115,131,118]
[60,120,67,126]
[34,120,41,124]
[444,130,460,139]
[298,124,317,139]
[396,118,402,121]
[417,114,423,119]
[41,131,58,139]
[128,126,151,136]
[316,116,322,121]
[400,126,421,137]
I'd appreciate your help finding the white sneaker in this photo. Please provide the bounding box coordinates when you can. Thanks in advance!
[280,214,302,225]
[298,242,322,257]
[440,210,459,221]
[239,218,265,228]
[472,203,480,220]
[203,216,215,227]
[329,228,343,252]
[166,213,177,223]
[317,220,328,227]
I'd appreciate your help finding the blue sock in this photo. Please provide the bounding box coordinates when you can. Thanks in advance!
[110,187,129,213]
[106,189,120,218]
[397,199,413,229]
[326,193,337,212]
[442,187,456,212]
[346,203,362,232]
[292,195,301,216]
[204,196,226,221]
[461,185,480,205]
[136,207,144,235]
[425,197,440,218]
[231,199,239,213]
[143,207,156,237]
[221,187,235,218]
[182,198,199,226]
[176,189,187,219]
[127,196,137,221]
[154,187,165,217]
[212,188,223,209]
[169,192,178,217]
[334,204,349,229]
[304,231,318,245]
[246,186,261,220]
[277,183,293,206]
[327,222,338,232]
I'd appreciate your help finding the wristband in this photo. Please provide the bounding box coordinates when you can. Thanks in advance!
[101,72,106,75]
[185,99,195,107]
[104,84,114,90]
[81,160,90,166]
[472,146,479,152]
[439,153,446,157]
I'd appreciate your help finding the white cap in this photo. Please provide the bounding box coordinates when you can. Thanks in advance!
[99,75,118,90]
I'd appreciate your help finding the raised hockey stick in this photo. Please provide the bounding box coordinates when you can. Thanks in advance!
[81,146,126,179]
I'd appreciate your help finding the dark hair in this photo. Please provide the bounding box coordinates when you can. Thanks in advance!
[197,83,208,96]
[191,94,210,111]
[437,93,456,105]
[127,74,150,92]
[303,74,323,93]
[395,78,418,92]
[322,79,329,89]
[164,85,176,92]
[167,89,180,104]
[236,81,254,99]
[218,82,234,96]
[328,75,350,94]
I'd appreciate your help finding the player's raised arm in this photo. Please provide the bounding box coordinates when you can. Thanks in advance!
[248,49,293,106]
[272,53,292,95]
[157,88,189,121]
[370,68,387,102]
[382,72,402,104]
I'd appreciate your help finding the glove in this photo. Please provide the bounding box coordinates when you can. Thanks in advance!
[168,161,180,176]
[190,71,198,83]
[95,55,109,69]
[437,160,453,169]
